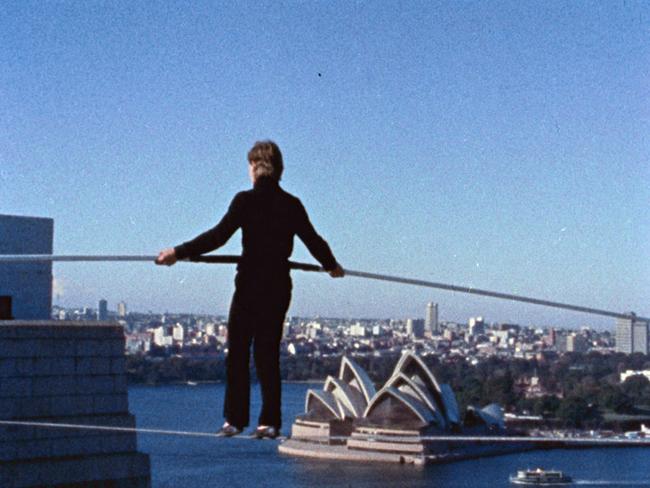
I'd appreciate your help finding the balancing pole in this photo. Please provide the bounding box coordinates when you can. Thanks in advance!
[0,254,645,322]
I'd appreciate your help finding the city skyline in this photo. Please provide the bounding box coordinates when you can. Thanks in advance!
[2,2,648,327]
[53,297,619,333]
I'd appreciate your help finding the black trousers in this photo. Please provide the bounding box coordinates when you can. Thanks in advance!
[223,272,291,429]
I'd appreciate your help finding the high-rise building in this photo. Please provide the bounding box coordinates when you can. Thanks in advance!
[425,302,439,336]
[151,326,163,346]
[616,316,649,354]
[0,214,54,320]
[282,320,292,339]
[350,322,366,337]
[468,317,485,336]
[204,323,216,336]
[172,323,184,342]
[117,301,127,318]
[633,322,649,355]
[545,328,557,347]
[406,318,425,339]
[97,299,108,321]
[566,333,588,353]
[405,319,413,336]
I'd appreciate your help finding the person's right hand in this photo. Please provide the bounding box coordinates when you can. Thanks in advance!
[329,264,345,278]
[155,248,177,266]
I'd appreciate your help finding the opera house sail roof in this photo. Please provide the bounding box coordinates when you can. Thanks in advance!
[282,351,510,464]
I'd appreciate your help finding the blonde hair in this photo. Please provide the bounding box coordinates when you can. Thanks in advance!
[247,140,283,181]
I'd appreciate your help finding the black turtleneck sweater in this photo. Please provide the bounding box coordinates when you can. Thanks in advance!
[173,178,338,275]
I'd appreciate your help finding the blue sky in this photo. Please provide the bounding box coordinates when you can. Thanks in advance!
[1,1,648,328]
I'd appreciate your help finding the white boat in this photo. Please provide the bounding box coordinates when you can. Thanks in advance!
[510,468,572,485]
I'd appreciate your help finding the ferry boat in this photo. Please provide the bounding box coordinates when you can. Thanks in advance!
[510,468,572,485]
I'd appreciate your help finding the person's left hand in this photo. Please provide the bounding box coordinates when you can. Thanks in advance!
[155,248,177,266]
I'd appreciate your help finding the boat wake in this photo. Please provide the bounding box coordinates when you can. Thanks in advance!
[574,481,650,486]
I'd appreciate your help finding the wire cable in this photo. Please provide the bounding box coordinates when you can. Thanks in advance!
[2,419,650,446]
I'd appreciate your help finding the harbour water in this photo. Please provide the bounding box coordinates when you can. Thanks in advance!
[129,383,650,488]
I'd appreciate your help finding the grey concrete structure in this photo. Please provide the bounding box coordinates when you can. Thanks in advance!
[0,321,151,487]
[0,215,53,320]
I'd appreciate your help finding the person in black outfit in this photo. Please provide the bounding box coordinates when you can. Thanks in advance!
[156,140,343,438]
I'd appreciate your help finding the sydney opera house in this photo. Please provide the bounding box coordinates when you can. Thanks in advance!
[279,351,520,465]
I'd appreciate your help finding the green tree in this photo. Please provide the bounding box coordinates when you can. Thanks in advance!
[556,396,600,428]
[532,395,561,418]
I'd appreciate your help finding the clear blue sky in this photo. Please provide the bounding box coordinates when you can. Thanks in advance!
[2,1,648,328]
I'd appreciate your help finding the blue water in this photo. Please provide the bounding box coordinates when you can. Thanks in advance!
[129,383,650,487]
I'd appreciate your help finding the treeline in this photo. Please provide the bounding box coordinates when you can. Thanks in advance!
[126,351,650,428]
[126,355,227,384]
[125,353,401,385]
[427,352,650,428]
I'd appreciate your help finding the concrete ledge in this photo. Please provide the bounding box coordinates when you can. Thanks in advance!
[0,338,124,358]
[0,394,130,419]
[1,358,127,378]
[0,322,124,339]
[0,451,151,488]
[0,321,150,487]
[57,476,151,488]
[2,433,137,461]
[0,414,137,442]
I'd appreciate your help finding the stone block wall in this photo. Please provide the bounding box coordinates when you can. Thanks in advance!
[0,321,151,488]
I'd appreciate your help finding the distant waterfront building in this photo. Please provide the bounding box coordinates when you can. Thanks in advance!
[566,333,588,353]
[633,321,649,355]
[620,370,650,383]
[151,325,172,347]
[204,323,216,336]
[117,301,127,317]
[406,318,425,339]
[282,321,291,339]
[468,317,485,336]
[0,214,54,319]
[492,330,510,348]
[82,307,92,319]
[350,322,366,337]
[616,316,649,354]
[545,328,557,347]
[425,302,439,336]
[172,323,184,342]
[555,333,568,353]
[98,299,108,320]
